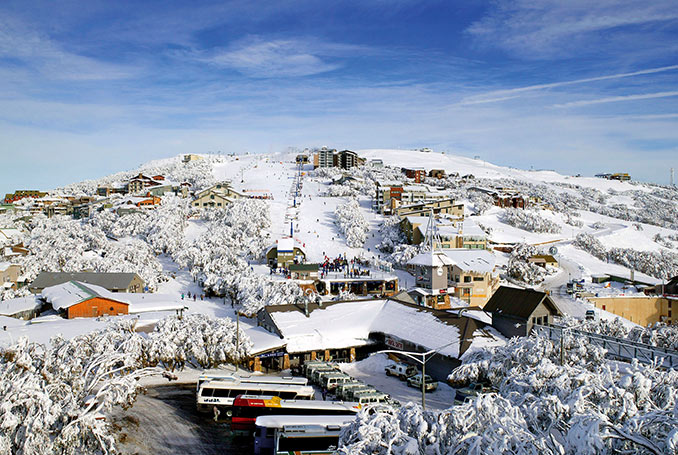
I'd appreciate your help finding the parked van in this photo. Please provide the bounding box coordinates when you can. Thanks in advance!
[355,392,390,406]
[335,381,364,400]
[315,369,345,387]
[322,373,351,392]
[345,386,377,402]
[304,363,331,380]
[312,366,340,385]
[384,363,418,380]
[303,361,328,376]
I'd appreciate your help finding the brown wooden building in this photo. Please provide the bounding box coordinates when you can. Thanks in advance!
[41,281,130,319]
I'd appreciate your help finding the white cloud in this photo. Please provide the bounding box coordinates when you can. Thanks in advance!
[468,0,678,58]
[554,91,678,108]
[197,37,370,78]
[0,15,134,80]
[459,65,678,105]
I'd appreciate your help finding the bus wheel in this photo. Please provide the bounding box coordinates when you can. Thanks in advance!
[226,409,232,418]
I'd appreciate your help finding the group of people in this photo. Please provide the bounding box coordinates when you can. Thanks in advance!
[320,255,372,279]
[181,291,205,301]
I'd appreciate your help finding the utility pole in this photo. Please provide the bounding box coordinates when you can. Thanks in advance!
[235,311,240,368]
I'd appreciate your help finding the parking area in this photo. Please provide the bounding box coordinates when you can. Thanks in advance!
[338,353,457,411]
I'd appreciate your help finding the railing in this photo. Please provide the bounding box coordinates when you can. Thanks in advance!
[535,324,678,370]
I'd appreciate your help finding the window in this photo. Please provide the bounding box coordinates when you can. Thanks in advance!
[473,277,484,282]
[464,276,471,283]
[454,275,460,282]
[210,195,215,199]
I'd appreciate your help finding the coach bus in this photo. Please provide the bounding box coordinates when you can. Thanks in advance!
[196,372,308,392]
[196,380,314,415]
[253,415,356,455]
[231,395,360,433]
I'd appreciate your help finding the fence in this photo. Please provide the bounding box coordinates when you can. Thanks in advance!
[535,324,678,370]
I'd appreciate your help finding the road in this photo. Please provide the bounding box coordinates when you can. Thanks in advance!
[540,254,590,319]
[111,384,252,455]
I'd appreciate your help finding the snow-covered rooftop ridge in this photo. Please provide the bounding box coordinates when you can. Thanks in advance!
[266,299,505,359]
[0,295,42,316]
[407,251,456,267]
[42,281,130,311]
[443,249,496,273]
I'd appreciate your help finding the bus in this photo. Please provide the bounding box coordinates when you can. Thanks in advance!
[254,415,356,455]
[196,380,314,415]
[232,395,360,433]
[196,372,308,392]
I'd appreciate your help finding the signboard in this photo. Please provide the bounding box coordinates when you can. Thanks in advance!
[385,336,404,350]
[258,351,285,359]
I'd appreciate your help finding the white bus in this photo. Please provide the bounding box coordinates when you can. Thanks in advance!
[233,395,360,433]
[254,415,355,455]
[196,371,308,392]
[196,380,314,415]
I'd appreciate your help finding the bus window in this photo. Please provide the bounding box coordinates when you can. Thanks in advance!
[213,389,229,398]
[200,388,213,397]
[278,435,339,452]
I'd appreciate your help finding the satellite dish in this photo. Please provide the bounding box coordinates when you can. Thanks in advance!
[549,246,558,255]
[436,267,444,276]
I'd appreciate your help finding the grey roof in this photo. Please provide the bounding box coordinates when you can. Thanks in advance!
[30,272,142,291]
[483,286,562,320]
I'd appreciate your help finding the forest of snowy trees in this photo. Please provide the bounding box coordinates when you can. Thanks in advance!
[0,314,250,455]
[339,330,678,454]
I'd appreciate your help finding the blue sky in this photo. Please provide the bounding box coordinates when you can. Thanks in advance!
[1,0,677,195]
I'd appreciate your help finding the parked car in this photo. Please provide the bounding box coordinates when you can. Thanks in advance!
[454,382,494,405]
[406,374,438,392]
[585,309,598,321]
[384,363,418,380]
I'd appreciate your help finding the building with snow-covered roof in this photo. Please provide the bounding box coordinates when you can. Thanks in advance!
[0,228,23,247]
[394,198,463,219]
[406,251,455,309]
[443,249,499,307]
[266,238,306,268]
[0,295,43,320]
[41,281,130,319]
[255,298,505,376]
[0,262,24,291]
[484,286,562,338]
[30,271,145,294]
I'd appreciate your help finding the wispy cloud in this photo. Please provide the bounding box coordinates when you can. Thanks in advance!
[193,37,371,78]
[460,65,678,105]
[468,0,678,58]
[0,14,135,80]
[554,91,678,108]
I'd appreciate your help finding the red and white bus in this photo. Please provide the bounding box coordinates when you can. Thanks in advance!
[197,380,314,415]
[231,395,360,433]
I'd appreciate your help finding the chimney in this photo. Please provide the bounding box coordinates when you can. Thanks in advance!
[304,300,309,317]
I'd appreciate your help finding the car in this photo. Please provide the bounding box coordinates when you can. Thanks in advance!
[384,363,418,380]
[585,309,598,321]
[454,382,494,405]
[406,374,438,392]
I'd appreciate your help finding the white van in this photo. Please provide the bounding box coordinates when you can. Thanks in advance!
[322,373,351,391]
[384,363,418,380]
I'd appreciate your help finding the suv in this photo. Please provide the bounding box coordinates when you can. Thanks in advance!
[454,382,494,405]
[385,363,418,380]
[407,374,438,392]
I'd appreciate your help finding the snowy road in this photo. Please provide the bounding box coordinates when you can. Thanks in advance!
[112,384,252,455]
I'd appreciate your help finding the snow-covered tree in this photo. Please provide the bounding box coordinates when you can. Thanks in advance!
[502,208,561,234]
[507,243,554,285]
[0,314,249,454]
[335,199,370,248]
[339,331,678,455]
